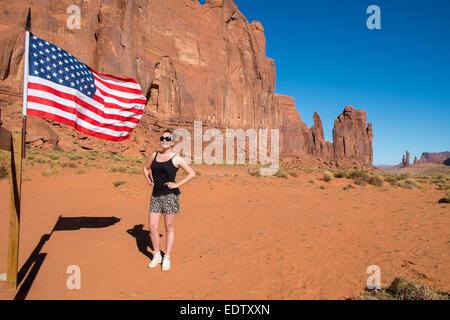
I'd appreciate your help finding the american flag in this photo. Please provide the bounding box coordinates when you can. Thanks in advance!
[26,33,147,141]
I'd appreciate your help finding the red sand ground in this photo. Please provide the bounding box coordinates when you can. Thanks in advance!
[0,161,449,299]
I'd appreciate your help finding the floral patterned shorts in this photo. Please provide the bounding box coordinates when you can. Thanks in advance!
[150,193,180,214]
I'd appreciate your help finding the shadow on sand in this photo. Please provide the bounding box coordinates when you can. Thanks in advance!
[126,224,163,260]
[14,215,120,300]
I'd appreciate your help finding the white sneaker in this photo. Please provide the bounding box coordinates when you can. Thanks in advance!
[148,251,162,268]
[162,255,171,271]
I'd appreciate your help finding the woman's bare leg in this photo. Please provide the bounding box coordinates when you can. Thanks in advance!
[149,212,162,253]
[164,213,176,256]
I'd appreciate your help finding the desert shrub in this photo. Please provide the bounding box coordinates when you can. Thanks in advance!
[438,192,450,204]
[360,277,449,300]
[383,174,398,185]
[132,157,144,164]
[353,177,367,186]
[108,165,128,173]
[369,175,384,187]
[398,172,413,180]
[319,185,326,190]
[248,166,260,177]
[61,162,78,168]
[348,169,371,182]
[48,154,60,161]
[346,169,386,187]
[113,181,126,187]
[76,169,86,175]
[275,169,289,179]
[0,150,9,179]
[322,171,333,182]
[68,154,83,161]
[127,167,141,174]
[34,157,47,163]
[194,169,202,176]
[288,171,298,177]
[437,183,450,190]
[100,153,115,160]
[343,184,355,190]
[41,167,60,177]
[333,170,348,178]
[397,178,422,189]
[308,179,314,183]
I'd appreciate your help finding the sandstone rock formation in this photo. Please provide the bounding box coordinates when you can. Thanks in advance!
[417,152,450,166]
[399,150,411,168]
[0,0,374,168]
[398,150,450,167]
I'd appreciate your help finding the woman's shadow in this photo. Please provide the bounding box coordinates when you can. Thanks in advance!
[126,224,163,259]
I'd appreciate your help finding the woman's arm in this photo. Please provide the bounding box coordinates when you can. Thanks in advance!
[166,155,196,189]
[142,152,155,186]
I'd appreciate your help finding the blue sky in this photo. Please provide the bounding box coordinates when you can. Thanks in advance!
[200,0,450,165]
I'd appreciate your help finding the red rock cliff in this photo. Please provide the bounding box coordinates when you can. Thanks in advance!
[0,0,373,168]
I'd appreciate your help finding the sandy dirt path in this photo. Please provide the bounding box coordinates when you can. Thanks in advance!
[0,162,448,299]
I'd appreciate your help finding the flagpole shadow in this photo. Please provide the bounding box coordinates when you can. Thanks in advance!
[14,215,120,300]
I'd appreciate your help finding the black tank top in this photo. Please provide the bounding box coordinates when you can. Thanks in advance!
[150,151,181,196]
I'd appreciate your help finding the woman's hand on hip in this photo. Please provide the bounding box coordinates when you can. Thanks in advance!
[165,182,179,189]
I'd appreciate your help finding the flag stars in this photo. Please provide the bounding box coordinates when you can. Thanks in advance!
[29,34,96,98]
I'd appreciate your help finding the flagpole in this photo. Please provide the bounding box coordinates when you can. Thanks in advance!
[21,8,31,159]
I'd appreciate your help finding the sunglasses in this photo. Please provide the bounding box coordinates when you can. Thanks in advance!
[160,136,172,142]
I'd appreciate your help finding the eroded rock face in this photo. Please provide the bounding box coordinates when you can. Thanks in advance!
[418,152,450,166]
[0,0,374,167]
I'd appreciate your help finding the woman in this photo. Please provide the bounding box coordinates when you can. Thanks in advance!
[142,129,196,271]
